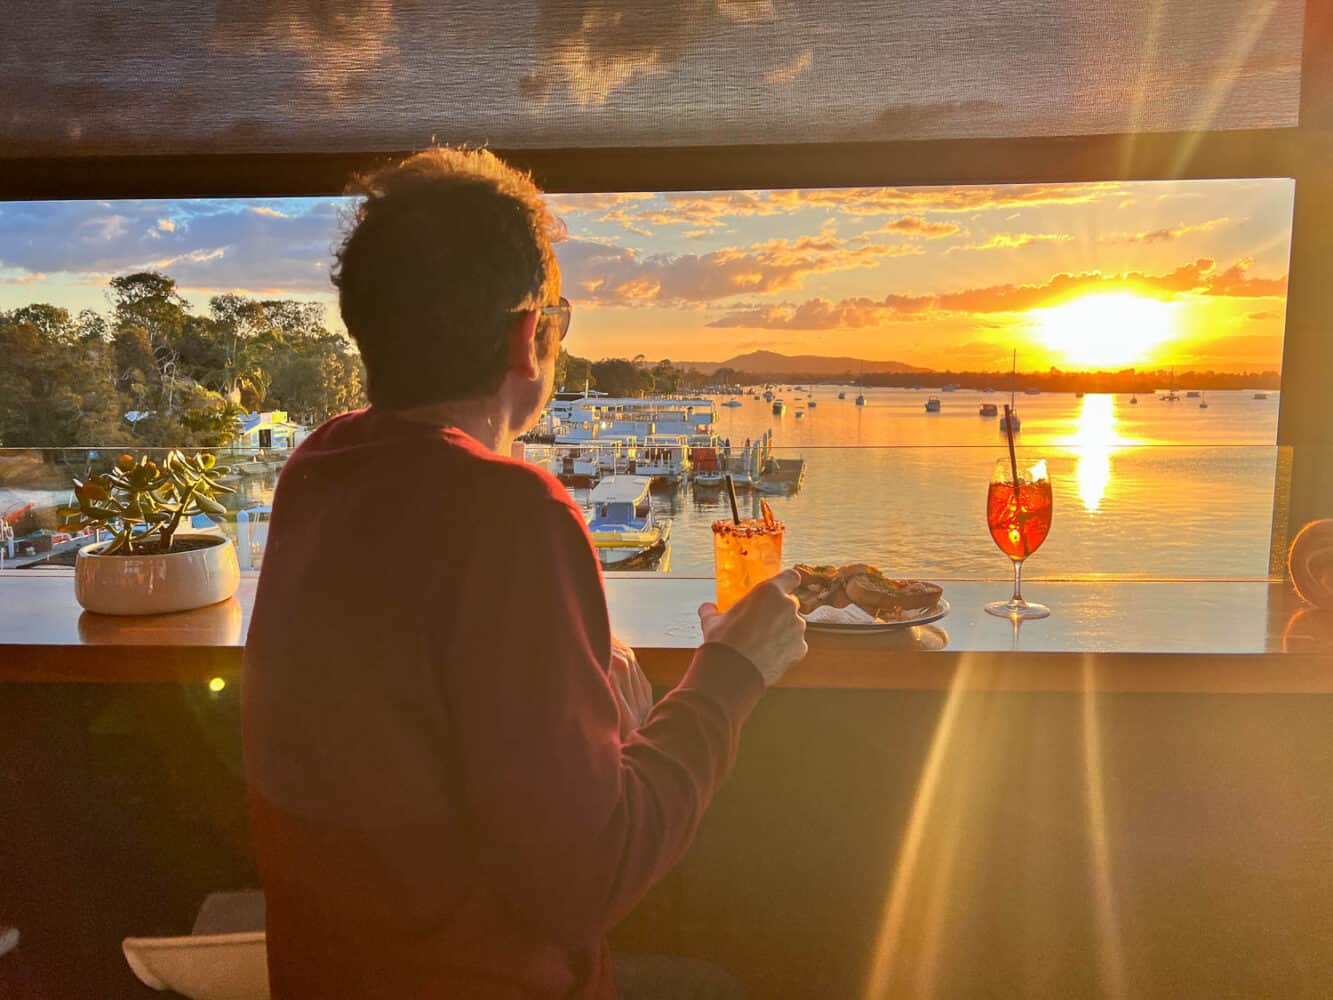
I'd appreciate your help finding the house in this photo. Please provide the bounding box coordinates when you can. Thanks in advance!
[234,410,305,452]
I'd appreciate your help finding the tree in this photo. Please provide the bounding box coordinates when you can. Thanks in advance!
[0,310,127,447]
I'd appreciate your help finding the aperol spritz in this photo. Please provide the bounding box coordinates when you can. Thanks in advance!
[985,457,1052,619]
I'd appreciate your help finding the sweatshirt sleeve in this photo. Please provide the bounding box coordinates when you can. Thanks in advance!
[436,493,765,946]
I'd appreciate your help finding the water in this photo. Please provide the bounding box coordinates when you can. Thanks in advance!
[574,387,1281,580]
[2,388,1280,579]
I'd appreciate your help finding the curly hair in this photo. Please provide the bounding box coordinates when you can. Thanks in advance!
[332,147,562,408]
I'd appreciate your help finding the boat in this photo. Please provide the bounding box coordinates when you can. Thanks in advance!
[1199,392,1209,409]
[794,410,805,419]
[763,390,774,402]
[1130,394,1139,405]
[1254,392,1269,400]
[941,383,960,392]
[1024,387,1041,396]
[1186,390,1201,398]
[837,391,846,400]
[585,476,671,570]
[924,396,941,413]
[854,394,866,406]
[1000,409,1021,433]
[772,400,786,415]
[808,400,817,408]
[1163,368,1180,401]
[979,403,999,417]
[722,400,743,407]
[1074,392,1084,399]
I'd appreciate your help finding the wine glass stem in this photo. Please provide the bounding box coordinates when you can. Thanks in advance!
[1011,558,1025,604]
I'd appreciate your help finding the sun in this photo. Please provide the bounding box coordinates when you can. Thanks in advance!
[1032,292,1175,368]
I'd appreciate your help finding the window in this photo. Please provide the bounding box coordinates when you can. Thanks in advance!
[0,178,1294,579]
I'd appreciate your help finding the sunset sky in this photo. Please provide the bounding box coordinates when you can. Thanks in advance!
[0,177,1293,373]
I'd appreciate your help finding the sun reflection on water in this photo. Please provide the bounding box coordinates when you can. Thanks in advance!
[1071,394,1124,514]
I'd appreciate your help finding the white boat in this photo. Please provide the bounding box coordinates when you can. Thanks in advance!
[924,396,941,413]
[854,394,866,406]
[586,477,671,569]
[772,400,786,415]
[979,403,999,417]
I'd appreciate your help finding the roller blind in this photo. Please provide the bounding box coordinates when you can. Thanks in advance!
[2,0,1305,158]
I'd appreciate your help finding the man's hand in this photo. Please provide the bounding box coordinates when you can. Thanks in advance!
[697,568,808,686]
[609,636,654,739]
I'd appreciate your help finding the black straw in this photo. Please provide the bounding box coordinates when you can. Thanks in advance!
[724,474,742,525]
[1003,405,1020,489]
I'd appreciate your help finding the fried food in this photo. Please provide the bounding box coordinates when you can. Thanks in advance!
[793,564,844,615]
[844,573,943,615]
[795,563,943,619]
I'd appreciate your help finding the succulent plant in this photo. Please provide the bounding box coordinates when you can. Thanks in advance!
[61,451,236,555]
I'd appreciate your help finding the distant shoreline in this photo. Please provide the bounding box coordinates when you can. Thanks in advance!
[703,370,1282,392]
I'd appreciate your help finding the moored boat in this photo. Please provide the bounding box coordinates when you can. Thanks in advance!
[854,393,866,406]
[979,402,999,417]
[586,476,671,570]
[924,396,941,412]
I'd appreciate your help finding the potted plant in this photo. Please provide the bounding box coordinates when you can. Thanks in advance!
[61,451,241,615]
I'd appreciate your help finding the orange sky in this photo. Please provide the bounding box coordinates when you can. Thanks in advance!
[548,179,1293,371]
[0,178,1293,373]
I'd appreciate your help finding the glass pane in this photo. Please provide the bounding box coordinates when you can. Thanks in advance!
[0,177,1292,579]
[2,0,1305,157]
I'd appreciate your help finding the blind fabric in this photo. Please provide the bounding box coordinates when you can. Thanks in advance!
[2,0,1305,158]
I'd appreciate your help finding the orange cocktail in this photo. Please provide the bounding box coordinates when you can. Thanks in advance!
[712,505,784,612]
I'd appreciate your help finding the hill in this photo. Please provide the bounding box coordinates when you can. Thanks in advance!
[674,350,929,376]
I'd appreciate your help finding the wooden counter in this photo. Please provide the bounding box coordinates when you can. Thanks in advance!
[3,572,1331,691]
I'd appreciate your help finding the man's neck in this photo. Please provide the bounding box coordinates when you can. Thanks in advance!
[388,398,513,455]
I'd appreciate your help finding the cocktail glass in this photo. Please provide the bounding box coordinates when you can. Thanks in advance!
[985,456,1053,620]
[712,515,785,612]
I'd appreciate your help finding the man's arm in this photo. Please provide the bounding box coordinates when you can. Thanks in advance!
[438,497,765,946]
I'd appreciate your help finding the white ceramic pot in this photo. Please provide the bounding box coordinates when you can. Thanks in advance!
[75,534,241,616]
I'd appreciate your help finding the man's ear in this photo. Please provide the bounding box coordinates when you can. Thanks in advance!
[507,310,541,381]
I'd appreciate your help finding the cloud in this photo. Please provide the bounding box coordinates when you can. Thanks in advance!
[865,216,961,239]
[550,193,656,215]
[519,2,767,107]
[1108,217,1229,244]
[556,233,919,306]
[764,49,813,85]
[565,184,1124,233]
[0,270,48,286]
[707,257,1287,329]
[0,198,345,294]
[209,1,396,101]
[949,232,1074,252]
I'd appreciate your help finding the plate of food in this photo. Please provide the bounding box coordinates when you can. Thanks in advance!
[794,563,948,632]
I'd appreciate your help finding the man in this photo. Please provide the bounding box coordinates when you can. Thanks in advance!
[243,148,808,999]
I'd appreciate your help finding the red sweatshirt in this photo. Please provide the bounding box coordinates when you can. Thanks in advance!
[242,408,765,999]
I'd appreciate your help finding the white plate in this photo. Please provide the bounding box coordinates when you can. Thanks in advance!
[802,599,950,633]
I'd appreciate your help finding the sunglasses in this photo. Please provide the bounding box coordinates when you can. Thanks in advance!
[537,296,572,341]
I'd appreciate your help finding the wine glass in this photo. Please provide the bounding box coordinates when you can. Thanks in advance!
[985,456,1052,620]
